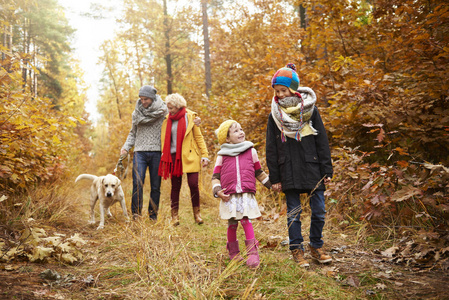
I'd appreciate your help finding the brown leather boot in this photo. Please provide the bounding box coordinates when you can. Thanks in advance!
[193,207,203,224]
[308,244,332,264]
[171,209,180,226]
[292,249,310,267]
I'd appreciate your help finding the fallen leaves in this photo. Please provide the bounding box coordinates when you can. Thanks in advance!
[1,226,86,264]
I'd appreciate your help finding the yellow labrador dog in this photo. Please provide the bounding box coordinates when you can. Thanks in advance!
[75,174,129,230]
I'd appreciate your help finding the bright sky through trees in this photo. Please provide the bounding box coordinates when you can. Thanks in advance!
[59,0,121,123]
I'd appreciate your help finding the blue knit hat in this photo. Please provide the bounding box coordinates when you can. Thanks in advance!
[271,63,299,93]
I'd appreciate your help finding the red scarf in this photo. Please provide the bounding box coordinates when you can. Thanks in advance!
[159,107,187,179]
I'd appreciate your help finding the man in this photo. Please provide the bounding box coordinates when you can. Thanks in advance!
[121,85,167,220]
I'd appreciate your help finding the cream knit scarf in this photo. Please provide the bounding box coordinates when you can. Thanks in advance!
[218,141,253,156]
[271,87,318,142]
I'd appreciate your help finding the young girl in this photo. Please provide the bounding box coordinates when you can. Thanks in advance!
[212,120,271,268]
[266,63,333,267]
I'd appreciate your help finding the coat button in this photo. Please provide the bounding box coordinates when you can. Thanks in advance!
[314,157,317,160]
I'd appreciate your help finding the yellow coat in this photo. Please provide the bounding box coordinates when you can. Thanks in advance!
[160,109,209,174]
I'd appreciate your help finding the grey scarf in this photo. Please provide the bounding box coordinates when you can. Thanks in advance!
[218,141,254,156]
[131,95,167,126]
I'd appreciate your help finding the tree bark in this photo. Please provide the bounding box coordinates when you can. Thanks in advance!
[163,0,173,94]
[202,0,212,98]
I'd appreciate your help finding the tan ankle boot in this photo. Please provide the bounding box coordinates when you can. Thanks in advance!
[193,207,203,224]
[308,244,332,264]
[171,209,180,226]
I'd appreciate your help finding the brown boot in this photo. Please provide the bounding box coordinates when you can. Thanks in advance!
[171,209,180,226]
[193,207,203,224]
[308,244,332,264]
[292,249,310,267]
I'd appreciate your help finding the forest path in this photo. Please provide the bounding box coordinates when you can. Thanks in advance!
[1,182,448,299]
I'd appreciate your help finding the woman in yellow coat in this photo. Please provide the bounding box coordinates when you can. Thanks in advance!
[159,93,209,226]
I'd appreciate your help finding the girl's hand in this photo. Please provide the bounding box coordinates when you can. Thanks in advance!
[272,183,282,192]
[217,189,230,202]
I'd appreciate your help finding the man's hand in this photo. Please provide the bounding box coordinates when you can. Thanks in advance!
[120,149,128,156]
[272,182,282,192]
[324,177,332,185]
[193,117,201,126]
[217,188,230,202]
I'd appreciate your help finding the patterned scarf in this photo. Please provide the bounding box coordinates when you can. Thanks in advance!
[159,108,187,179]
[131,95,167,126]
[271,87,318,142]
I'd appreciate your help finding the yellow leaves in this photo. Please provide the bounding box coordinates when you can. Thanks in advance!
[68,233,87,247]
[332,55,354,72]
[1,227,85,264]
[21,227,47,246]
[28,246,54,262]
[52,135,61,144]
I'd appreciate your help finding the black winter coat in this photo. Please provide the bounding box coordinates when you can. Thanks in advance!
[265,106,333,191]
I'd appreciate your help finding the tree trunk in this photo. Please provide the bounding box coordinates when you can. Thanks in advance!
[299,4,307,29]
[104,52,122,120]
[163,0,173,94]
[202,0,212,98]
[22,18,29,90]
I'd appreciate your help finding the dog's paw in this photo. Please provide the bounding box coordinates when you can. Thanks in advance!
[88,220,96,225]
[96,224,104,230]
[125,218,130,223]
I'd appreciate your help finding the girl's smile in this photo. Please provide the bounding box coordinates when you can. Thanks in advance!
[226,122,245,144]
[274,85,294,99]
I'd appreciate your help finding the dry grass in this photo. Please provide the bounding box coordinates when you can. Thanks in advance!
[51,171,359,299]
[1,170,370,299]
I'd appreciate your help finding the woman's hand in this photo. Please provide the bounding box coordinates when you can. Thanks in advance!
[272,183,282,192]
[201,158,209,168]
[217,188,230,202]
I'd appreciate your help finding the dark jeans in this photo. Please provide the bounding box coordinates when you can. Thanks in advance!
[131,151,161,219]
[285,189,326,251]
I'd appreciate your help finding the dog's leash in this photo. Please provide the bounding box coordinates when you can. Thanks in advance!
[113,153,130,180]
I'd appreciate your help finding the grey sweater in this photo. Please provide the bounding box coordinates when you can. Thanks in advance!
[122,117,165,152]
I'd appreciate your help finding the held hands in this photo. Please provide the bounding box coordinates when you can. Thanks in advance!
[217,188,230,202]
[272,182,282,192]
[201,158,209,168]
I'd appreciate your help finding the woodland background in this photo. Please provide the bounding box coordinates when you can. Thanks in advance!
[1,0,448,299]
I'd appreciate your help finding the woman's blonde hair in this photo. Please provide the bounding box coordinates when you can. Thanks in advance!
[165,93,187,109]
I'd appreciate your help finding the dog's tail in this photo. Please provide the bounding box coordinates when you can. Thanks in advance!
[75,174,98,183]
